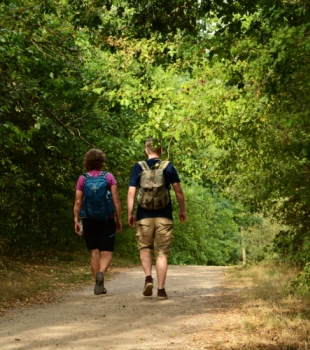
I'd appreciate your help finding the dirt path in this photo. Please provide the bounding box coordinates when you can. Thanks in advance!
[0,266,229,350]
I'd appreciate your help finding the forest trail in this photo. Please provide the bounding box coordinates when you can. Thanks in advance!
[0,266,233,350]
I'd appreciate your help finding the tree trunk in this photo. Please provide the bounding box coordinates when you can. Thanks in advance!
[240,226,246,265]
[242,246,246,266]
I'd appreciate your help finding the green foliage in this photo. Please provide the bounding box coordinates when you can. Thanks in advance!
[171,182,242,266]
[241,217,283,263]
[291,262,310,295]
[0,1,126,252]
[2,0,309,283]
[105,1,310,274]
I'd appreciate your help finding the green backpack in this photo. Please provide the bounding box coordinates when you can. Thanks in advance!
[137,160,170,210]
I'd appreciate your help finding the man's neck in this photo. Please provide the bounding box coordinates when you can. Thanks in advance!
[147,153,161,159]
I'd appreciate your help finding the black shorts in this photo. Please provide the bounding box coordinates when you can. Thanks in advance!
[82,218,116,251]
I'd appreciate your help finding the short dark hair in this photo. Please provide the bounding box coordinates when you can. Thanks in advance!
[83,149,106,171]
[145,137,161,154]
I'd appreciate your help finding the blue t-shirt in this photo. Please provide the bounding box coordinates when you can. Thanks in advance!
[129,158,181,220]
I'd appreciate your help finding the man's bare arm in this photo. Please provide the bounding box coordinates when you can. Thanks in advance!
[172,182,186,223]
[127,186,137,228]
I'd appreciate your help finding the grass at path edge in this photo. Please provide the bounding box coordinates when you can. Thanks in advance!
[0,247,138,316]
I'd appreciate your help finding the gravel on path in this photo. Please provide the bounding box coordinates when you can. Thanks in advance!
[0,265,226,350]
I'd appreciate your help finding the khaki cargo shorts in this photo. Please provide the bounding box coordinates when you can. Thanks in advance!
[136,217,174,258]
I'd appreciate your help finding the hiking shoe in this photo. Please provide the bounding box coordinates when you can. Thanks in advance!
[94,271,104,295]
[143,276,153,296]
[157,288,168,300]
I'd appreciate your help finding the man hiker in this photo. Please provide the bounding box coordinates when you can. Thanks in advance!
[127,138,186,299]
[74,148,122,295]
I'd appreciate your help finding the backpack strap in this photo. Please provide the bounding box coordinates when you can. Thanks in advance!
[83,171,108,178]
[138,161,149,171]
[138,160,170,170]
[157,160,170,170]
[81,173,90,191]
[82,172,108,182]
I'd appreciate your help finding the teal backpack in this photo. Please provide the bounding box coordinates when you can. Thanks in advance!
[80,172,114,221]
